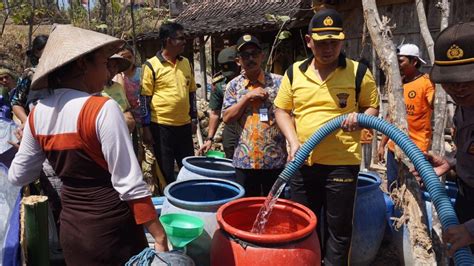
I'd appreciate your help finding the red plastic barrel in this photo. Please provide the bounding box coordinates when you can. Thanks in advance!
[211,197,321,266]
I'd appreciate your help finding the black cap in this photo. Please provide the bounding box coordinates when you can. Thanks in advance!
[308,9,345,41]
[431,22,474,83]
[217,46,237,64]
[236,34,262,51]
[217,46,238,77]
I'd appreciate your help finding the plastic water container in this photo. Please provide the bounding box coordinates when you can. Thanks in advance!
[0,163,21,264]
[161,178,244,266]
[350,172,387,266]
[0,118,17,154]
[177,156,235,181]
[211,197,321,266]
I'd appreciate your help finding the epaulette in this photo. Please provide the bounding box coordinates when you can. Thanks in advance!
[212,72,225,85]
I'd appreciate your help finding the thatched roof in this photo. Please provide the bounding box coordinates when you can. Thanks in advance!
[175,0,313,36]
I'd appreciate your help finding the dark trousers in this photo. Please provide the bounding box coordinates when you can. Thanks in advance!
[386,150,398,192]
[235,168,283,197]
[150,122,194,184]
[222,124,237,159]
[455,178,474,252]
[290,164,359,266]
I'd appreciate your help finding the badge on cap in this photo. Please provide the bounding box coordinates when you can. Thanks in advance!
[243,35,252,42]
[447,44,464,60]
[323,16,334,26]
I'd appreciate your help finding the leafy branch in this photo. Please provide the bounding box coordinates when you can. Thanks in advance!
[264,14,291,72]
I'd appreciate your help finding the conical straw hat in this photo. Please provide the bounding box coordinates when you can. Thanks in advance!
[31,24,125,90]
[110,54,132,73]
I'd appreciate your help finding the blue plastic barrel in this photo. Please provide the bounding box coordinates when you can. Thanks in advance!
[383,193,395,235]
[393,182,458,265]
[350,172,386,266]
[152,197,164,216]
[177,156,236,181]
[161,178,244,266]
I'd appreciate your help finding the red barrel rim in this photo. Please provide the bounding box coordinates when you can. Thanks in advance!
[216,197,317,244]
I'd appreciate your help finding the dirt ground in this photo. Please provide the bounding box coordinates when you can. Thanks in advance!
[372,237,401,266]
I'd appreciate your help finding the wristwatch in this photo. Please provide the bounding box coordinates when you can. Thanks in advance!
[205,136,214,142]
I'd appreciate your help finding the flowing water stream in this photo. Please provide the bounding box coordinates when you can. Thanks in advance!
[250,178,287,234]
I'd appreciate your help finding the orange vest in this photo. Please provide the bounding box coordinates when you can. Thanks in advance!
[388,74,435,152]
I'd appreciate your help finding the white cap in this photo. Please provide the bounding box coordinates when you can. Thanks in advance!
[397,43,427,64]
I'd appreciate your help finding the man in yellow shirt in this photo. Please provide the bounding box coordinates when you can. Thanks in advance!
[141,22,197,184]
[274,9,379,265]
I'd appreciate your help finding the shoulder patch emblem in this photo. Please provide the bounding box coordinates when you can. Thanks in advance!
[336,93,349,108]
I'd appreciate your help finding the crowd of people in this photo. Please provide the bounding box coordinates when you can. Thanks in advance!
[1,7,474,265]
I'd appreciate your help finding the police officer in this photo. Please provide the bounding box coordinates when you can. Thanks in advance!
[198,46,240,158]
[421,22,474,256]
[274,9,379,265]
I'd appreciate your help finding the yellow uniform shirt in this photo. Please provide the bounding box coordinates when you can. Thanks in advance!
[274,55,379,165]
[141,53,197,126]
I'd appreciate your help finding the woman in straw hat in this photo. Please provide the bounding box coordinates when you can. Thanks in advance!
[8,25,167,265]
[102,54,136,132]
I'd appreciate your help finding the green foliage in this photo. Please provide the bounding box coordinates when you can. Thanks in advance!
[8,0,64,25]
[265,14,290,23]
[96,23,108,30]
[278,30,292,40]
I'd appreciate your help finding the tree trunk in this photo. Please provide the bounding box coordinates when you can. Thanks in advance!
[415,0,434,63]
[431,1,450,157]
[99,0,108,24]
[416,1,450,264]
[68,0,74,22]
[362,1,406,134]
[362,1,436,264]
[0,11,9,37]
[25,0,35,68]
[3,0,10,15]
[87,0,91,27]
[111,0,115,36]
[130,0,138,56]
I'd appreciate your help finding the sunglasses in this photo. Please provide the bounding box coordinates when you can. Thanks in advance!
[239,50,261,59]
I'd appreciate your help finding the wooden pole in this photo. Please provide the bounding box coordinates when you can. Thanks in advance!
[87,0,91,28]
[362,1,436,264]
[130,0,138,56]
[370,46,380,166]
[431,0,450,156]
[415,0,434,63]
[416,1,450,263]
[199,36,208,100]
[362,0,407,135]
[22,195,49,266]
[26,0,35,67]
